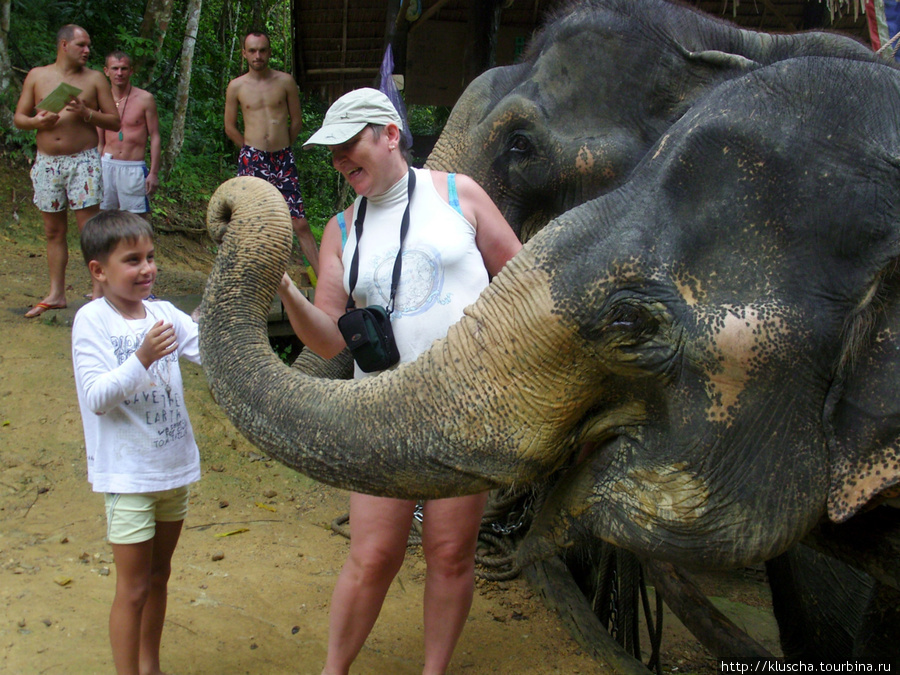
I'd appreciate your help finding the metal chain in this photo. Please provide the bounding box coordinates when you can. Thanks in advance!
[608,567,619,640]
[489,493,533,536]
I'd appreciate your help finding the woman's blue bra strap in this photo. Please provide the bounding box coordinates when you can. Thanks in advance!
[337,211,348,250]
[448,173,463,216]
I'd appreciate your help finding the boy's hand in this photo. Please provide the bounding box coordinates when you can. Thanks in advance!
[136,321,178,370]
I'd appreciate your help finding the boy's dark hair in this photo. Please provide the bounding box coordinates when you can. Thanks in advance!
[81,211,153,266]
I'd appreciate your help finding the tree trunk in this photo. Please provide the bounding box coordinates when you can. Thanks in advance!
[135,0,176,86]
[0,0,17,128]
[219,0,241,98]
[161,0,202,179]
[464,0,502,88]
[251,0,265,31]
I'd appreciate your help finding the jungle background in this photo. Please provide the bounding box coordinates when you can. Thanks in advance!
[0,0,450,245]
[0,0,780,672]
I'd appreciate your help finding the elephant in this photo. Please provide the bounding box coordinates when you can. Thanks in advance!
[425,0,882,243]
[201,52,900,581]
[422,0,900,661]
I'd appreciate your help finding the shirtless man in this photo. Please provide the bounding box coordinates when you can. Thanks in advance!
[14,24,120,317]
[225,30,319,277]
[99,51,161,221]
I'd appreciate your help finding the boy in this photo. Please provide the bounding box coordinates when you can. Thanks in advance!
[72,210,200,675]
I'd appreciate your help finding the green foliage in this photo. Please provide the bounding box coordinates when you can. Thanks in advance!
[9,0,63,68]
[112,29,157,61]
[1,0,449,244]
[9,0,145,70]
[0,85,33,165]
[407,105,451,137]
[269,335,301,365]
[294,96,344,239]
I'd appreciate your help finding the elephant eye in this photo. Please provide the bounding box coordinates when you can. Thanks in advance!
[607,303,659,341]
[507,132,533,155]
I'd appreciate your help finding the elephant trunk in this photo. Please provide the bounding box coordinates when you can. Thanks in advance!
[200,178,572,499]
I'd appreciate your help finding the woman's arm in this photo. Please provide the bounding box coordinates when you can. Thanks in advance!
[454,174,523,276]
[277,213,351,359]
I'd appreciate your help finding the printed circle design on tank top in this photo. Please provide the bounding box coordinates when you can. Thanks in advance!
[371,246,447,317]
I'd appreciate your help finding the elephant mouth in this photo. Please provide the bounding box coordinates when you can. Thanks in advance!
[571,400,647,470]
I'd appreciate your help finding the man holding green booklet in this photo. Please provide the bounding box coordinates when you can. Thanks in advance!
[14,24,120,317]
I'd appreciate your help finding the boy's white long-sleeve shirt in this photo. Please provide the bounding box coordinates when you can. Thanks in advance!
[72,298,202,493]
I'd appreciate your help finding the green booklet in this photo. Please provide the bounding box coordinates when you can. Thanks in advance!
[35,82,82,114]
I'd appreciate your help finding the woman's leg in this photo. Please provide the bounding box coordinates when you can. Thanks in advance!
[139,519,183,675]
[110,540,153,675]
[322,493,416,675]
[420,492,488,675]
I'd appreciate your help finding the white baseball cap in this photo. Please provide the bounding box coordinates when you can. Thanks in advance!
[304,88,404,147]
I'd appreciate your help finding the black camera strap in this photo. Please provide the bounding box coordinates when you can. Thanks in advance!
[345,168,416,314]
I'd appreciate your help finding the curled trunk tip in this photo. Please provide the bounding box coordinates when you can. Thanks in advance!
[207,176,292,245]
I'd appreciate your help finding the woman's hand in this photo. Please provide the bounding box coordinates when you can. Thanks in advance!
[277,272,295,297]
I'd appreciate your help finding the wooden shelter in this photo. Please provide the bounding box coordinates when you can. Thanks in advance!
[292,0,872,106]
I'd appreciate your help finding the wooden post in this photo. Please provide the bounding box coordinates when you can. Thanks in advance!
[464,0,502,87]
[523,555,652,674]
[641,559,776,660]
[387,0,410,78]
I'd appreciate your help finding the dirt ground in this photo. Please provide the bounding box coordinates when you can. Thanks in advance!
[0,168,781,674]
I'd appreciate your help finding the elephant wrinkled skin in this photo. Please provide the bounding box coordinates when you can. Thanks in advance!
[426,0,880,242]
[201,56,900,574]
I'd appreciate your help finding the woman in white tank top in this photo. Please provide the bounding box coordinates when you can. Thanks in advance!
[277,88,521,675]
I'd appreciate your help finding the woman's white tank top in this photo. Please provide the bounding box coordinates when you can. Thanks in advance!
[341,167,489,377]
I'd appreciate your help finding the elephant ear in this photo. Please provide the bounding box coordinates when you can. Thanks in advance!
[678,45,759,71]
[662,41,762,125]
[826,278,900,523]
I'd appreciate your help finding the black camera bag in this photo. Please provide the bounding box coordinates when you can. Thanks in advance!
[338,305,399,372]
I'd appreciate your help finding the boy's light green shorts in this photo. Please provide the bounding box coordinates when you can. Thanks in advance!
[104,486,189,545]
